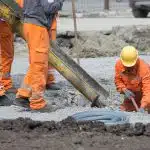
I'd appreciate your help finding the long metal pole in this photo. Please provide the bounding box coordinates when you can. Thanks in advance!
[130,97,139,112]
[71,0,80,65]
[104,0,109,10]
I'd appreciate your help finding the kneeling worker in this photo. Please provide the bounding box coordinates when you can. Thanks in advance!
[115,46,150,113]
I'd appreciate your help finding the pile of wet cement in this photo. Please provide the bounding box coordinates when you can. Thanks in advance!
[14,25,150,58]
[56,25,150,58]
[0,117,150,150]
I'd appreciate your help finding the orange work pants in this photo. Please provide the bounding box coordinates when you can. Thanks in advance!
[0,21,14,96]
[17,23,49,110]
[47,17,57,85]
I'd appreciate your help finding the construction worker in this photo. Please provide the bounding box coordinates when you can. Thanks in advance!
[14,0,64,110]
[0,18,57,94]
[0,19,14,97]
[115,46,150,113]
[15,0,60,91]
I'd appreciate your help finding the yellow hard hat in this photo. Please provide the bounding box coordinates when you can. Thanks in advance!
[120,46,138,67]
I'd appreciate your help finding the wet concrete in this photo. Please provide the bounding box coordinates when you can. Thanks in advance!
[1,36,150,150]
[1,13,150,148]
[0,55,149,124]
[15,25,150,57]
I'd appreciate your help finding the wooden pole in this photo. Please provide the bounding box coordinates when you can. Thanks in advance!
[104,0,109,10]
[71,0,80,65]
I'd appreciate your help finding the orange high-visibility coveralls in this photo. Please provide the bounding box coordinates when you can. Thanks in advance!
[16,0,49,110]
[0,20,14,96]
[115,58,150,111]
[47,15,58,85]
[16,0,57,87]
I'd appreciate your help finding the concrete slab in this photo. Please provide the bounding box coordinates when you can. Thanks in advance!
[0,56,148,124]
[58,18,150,32]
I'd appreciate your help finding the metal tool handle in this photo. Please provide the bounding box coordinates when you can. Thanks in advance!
[130,97,139,112]
[71,0,80,65]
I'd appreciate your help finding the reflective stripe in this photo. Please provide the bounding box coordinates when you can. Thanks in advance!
[48,0,54,2]
[48,69,55,74]
[20,83,44,100]
[0,18,5,22]
[0,72,11,78]
[3,73,10,78]
[120,72,141,82]
[0,85,4,90]
[30,91,44,100]
[20,82,32,92]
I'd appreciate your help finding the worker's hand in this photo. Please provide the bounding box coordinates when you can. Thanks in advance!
[139,108,149,114]
[139,108,145,113]
[123,89,135,99]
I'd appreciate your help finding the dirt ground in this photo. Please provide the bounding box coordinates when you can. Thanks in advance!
[0,118,150,150]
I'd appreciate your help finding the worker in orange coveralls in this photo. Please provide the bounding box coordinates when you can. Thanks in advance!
[13,0,64,111]
[115,46,150,113]
[0,18,59,97]
[15,0,60,91]
[0,20,14,97]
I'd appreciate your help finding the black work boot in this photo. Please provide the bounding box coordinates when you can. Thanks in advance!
[0,95,12,106]
[46,83,61,90]
[5,87,17,94]
[13,97,30,108]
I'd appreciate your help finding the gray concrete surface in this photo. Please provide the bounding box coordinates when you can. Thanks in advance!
[15,25,150,58]
[3,17,150,124]
[0,55,149,124]
[57,18,150,32]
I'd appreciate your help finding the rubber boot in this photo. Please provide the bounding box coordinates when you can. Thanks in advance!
[0,88,5,96]
[0,87,12,106]
[5,87,17,94]
[13,97,30,108]
[46,83,61,90]
[0,95,12,106]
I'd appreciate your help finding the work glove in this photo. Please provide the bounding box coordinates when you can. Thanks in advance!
[123,89,135,99]
[138,108,148,114]
[139,108,145,113]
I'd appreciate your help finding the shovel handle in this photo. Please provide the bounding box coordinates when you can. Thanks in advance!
[130,97,139,112]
